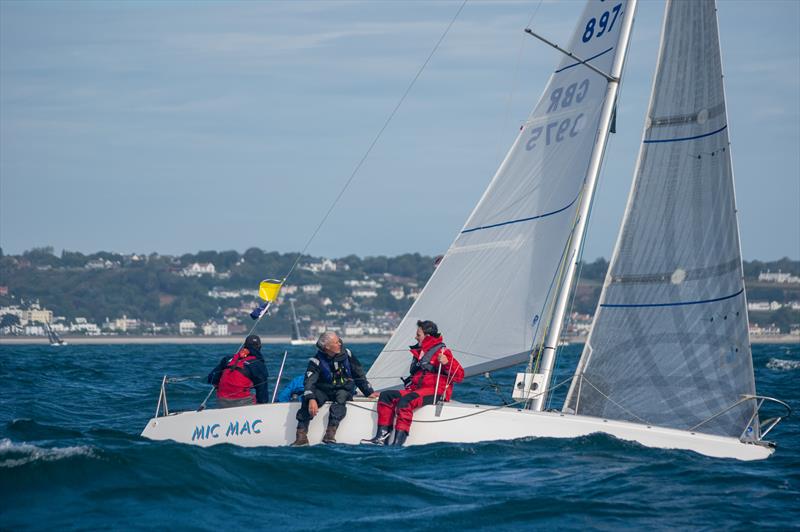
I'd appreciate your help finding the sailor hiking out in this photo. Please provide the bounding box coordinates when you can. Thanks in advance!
[366,320,464,446]
[207,334,269,408]
[293,332,378,446]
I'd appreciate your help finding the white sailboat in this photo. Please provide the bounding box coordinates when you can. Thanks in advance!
[141,0,789,460]
[288,299,315,346]
[44,322,67,347]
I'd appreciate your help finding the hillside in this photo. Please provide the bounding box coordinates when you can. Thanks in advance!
[1,247,798,335]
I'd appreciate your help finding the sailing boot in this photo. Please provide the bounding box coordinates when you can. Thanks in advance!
[391,430,409,447]
[361,425,392,445]
[291,427,309,447]
[322,424,338,444]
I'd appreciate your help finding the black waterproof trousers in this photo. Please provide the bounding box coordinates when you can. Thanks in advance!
[296,388,352,429]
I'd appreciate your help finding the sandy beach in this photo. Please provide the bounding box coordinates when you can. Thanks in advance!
[1,334,797,346]
[0,335,389,345]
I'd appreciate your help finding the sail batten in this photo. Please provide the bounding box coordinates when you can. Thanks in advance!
[564,0,757,439]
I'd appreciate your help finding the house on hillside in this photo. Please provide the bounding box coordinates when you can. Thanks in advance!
[300,258,337,273]
[85,258,118,270]
[107,315,140,332]
[301,284,322,294]
[748,301,783,311]
[182,263,216,277]
[70,318,100,335]
[179,320,197,335]
[202,321,228,336]
[758,270,800,283]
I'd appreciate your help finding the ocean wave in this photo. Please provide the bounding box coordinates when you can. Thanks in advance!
[0,438,97,468]
[766,358,800,371]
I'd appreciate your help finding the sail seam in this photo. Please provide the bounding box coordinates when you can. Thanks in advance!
[643,124,727,143]
[600,288,743,308]
[610,258,740,285]
[554,47,614,73]
[461,194,579,234]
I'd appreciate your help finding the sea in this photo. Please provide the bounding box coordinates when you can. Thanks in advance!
[1,342,798,531]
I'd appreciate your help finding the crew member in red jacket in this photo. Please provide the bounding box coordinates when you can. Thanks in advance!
[207,334,269,408]
[365,320,464,446]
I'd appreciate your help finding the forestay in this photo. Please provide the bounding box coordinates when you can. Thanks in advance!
[564,0,758,438]
[368,0,635,390]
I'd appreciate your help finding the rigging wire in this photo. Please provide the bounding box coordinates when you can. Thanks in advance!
[346,375,575,423]
[549,95,621,411]
[542,125,613,410]
[232,1,469,352]
[526,186,585,376]
[482,372,511,405]
[279,0,469,286]
[493,0,546,164]
[546,205,590,410]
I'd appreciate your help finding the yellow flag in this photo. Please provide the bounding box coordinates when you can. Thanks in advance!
[258,279,283,302]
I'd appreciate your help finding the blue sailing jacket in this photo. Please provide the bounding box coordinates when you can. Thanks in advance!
[276,375,305,402]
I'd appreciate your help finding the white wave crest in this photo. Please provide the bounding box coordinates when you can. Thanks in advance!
[766,358,800,371]
[0,438,97,468]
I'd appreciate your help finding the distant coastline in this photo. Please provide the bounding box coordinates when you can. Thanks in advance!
[0,335,385,345]
[1,334,797,346]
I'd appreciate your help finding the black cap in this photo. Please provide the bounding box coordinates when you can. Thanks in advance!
[416,320,439,338]
[245,334,262,352]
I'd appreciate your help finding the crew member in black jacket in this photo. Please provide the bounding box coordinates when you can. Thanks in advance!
[292,332,377,445]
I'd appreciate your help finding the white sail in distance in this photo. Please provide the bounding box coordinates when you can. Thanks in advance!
[369,0,635,390]
[564,0,758,438]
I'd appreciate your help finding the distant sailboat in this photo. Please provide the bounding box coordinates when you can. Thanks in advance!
[142,0,788,459]
[288,299,315,346]
[44,322,67,347]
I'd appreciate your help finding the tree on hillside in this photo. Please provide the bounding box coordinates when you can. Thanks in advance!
[61,250,88,268]
[23,247,59,267]
[580,258,609,281]
[0,314,21,332]
[769,307,800,333]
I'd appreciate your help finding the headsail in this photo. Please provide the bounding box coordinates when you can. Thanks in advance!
[564,0,758,438]
[368,0,636,390]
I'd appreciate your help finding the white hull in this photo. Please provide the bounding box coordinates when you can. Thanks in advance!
[141,399,773,461]
[289,339,315,346]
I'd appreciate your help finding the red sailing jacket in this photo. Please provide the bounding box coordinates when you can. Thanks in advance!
[217,348,258,400]
[408,334,464,400]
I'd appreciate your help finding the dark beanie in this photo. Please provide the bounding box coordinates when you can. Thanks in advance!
[245,334,262,352]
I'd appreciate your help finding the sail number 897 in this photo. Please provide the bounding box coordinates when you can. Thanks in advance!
[582,3,622,42]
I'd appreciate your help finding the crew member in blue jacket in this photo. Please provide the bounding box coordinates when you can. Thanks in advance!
[292,332,377,445]
[277,375,305,402]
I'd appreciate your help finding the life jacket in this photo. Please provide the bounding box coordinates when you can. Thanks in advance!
[408,336,464,399]
[411,342,445,376]
[317,349,354,386]
[217,348,257,400]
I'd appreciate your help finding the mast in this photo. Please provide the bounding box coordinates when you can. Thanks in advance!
[289,299,302,340]
[531,0,638,412]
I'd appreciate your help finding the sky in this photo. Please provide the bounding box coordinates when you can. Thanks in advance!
[1,0,798,261]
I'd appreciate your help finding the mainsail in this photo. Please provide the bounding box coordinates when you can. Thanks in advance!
[564,0,758,438]
[368,0,636,390]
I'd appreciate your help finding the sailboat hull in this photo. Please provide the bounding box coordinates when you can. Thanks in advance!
[141,400,773,461]
[289,339,315,346]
